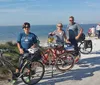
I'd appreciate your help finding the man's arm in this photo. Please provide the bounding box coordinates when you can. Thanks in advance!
[75,24,83,40]
[17,33,24,54]
[17,43,21,50]
[17,43,24,54]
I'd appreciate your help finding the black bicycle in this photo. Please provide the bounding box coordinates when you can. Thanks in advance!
[78,40,92,54]
[0,48,45,85]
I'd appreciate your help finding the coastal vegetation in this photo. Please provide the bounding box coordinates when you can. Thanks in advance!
[0,41,19,80]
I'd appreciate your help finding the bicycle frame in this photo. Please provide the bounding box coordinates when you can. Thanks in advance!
[41,46,64,65]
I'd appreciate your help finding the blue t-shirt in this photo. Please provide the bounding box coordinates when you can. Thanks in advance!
[17,32,37,51]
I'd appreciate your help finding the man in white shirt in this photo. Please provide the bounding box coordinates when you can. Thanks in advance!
[96,23,100,38]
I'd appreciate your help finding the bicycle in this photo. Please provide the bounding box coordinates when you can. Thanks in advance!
[47,34,81,64]
[0,48,45,85]
[64,39,92,63]
[39,43,75,77]
[78,40,92,54]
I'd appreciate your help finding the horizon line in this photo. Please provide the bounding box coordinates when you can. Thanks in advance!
[0,23,97,26]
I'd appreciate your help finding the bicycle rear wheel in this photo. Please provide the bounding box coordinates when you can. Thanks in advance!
[55,53,74,72]
[79,41,92,54]
[21,61,45,85]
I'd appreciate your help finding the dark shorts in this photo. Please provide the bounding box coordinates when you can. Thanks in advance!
[69,38,79,55]
[69,38,78,47]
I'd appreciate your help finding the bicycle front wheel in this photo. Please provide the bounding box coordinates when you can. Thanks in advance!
[21,61,45,85]
[55,53,75,72]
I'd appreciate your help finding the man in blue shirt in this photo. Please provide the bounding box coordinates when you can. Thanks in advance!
[67,16,83,55]
[12,22,38,83]
[17,22,38,69]
[17,22,37,54]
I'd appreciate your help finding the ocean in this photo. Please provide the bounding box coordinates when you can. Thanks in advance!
[0,24,97,42]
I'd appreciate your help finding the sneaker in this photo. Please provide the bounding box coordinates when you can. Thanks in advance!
[11,80,17,85]
[25,77,30,83]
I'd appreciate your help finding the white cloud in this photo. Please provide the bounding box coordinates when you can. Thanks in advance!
[0,8,26,13]
[0,0,13,2]
[84,1,100,8]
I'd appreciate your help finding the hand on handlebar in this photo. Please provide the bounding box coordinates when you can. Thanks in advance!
[49,32,54,36]
[19,48,24,54]
[66,40,71,44]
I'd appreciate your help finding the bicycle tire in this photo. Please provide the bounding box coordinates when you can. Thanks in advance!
[21,61,45,85]
[55,53,74,72]
[79,41,92,54]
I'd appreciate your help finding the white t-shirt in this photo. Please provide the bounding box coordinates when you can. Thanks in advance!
[96,25,100,31]
[91,27,95,34]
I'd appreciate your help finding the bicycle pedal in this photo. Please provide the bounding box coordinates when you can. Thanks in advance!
[11,80,17,85]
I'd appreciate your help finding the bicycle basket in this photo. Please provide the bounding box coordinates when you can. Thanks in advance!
[47,35,54,43]
[84,40,92,48]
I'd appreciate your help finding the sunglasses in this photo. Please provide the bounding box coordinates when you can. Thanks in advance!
[69,20,73,21]
[57,25,63,27]
[23,26,30,29]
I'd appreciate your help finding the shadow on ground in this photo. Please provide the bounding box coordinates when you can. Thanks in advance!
[91,50,100,54]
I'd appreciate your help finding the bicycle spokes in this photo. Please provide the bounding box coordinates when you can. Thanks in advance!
[21,61,44,85]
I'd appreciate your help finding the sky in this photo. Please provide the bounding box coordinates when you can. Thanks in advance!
[0,0,100,25]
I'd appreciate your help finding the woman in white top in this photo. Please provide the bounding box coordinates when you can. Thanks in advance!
[49,23,70,45]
